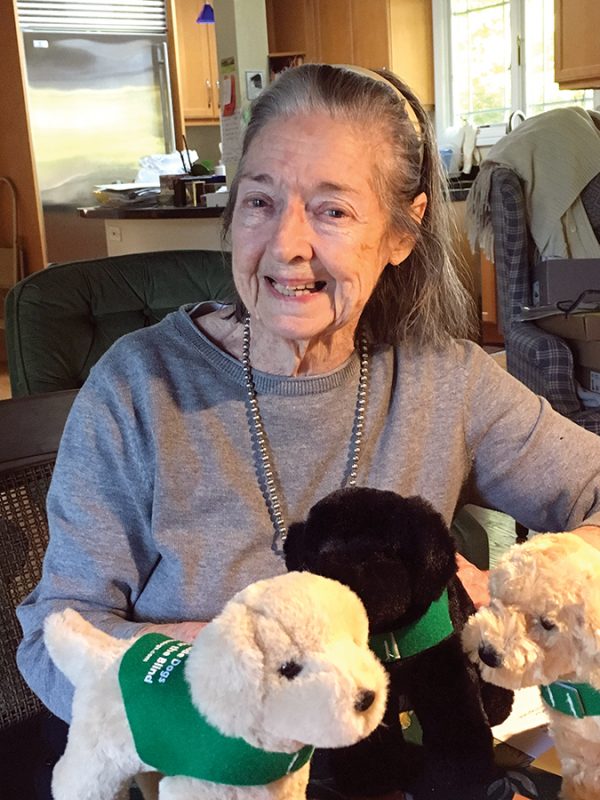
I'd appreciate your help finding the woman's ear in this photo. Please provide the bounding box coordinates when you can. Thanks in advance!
[387,192,428,266]
[409,192,428,223]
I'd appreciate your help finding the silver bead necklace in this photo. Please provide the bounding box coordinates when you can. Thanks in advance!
[241,314,369,556]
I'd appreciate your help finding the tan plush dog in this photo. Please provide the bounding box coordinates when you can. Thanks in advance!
[463,533,600,800]
[44,572,388,800]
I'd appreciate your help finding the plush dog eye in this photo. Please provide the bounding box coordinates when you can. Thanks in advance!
[539,616,557,631]
[278,661,303,680]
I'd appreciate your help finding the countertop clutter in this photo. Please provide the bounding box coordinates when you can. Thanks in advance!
[80,172,228,220]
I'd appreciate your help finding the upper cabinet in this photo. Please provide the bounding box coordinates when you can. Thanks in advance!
[265,0,317,60]
[171,0,220,125]
[316,0,359,66]
[313,0,391,70]
[388,0,433,108]
[351,0,392,71]
[555,0,600,88]
[265,0,433,107]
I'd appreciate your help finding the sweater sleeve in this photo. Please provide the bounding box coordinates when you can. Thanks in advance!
[16,351,158,722]
[460,342,600,532]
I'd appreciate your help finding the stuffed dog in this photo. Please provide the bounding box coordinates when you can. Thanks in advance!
[284,487,513,800]
[463,532,600,800]
[44,571,388,800]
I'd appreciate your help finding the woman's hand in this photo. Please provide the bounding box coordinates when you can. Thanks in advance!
[456,553,490,608]
[136,620,208,642]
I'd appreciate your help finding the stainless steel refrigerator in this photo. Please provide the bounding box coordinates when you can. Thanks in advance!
[19,1,176,263]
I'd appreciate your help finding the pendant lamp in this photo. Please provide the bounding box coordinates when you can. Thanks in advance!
[196,2,215,23]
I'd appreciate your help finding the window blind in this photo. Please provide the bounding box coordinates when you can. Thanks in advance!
[17,0,167,34]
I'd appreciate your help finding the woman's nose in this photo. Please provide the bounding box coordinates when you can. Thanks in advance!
[270,202,313,263]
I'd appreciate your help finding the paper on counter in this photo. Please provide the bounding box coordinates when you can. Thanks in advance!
[94,182,159,192]
[221,110,243,162]
[492,686,553,758]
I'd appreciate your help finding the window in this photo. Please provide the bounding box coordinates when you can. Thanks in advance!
[432,0,594,143]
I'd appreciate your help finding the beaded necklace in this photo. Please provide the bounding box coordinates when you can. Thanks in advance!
[241,314,369,555]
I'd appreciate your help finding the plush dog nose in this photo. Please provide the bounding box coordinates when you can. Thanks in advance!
[478,643,503,668]
[354,689,376,712]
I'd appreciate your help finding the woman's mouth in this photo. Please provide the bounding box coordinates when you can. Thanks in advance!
[267,277,326,297]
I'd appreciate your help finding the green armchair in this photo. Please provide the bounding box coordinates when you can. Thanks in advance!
[5,250,235,397]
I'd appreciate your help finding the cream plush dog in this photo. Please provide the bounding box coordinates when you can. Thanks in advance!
[44,571,388,800]
[463,533,600,800]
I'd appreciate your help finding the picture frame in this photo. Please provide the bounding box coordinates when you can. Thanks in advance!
[245,70,265,101]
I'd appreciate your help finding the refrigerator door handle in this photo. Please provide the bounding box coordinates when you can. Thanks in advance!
[155,42,176,153]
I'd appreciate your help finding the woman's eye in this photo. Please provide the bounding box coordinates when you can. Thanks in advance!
[324,208,346,219]
[278,660,303,680]
[539,616,557,631]
[248,197,267,208]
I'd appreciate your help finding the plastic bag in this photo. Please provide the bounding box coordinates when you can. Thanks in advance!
[438,122,480,175]
[135,151,199,184]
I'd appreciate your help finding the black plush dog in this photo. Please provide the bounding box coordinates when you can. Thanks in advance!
[285,487,513,800]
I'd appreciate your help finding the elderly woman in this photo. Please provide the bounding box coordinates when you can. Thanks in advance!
[17,64,600,795]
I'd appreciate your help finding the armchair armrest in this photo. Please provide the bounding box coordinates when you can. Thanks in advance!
[506,322,581,415]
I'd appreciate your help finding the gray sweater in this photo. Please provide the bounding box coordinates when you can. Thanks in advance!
[17,306,600,721]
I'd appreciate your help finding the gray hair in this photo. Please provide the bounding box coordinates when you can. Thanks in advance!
[222,64,477,348]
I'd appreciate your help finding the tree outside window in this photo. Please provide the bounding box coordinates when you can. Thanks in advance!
[434,0,593,138]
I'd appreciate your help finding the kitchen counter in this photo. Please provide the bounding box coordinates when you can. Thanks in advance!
[79,204,224,220]
[79,203,226,255]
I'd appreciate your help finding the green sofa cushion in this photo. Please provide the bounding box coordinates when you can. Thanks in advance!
[5,250,235,397]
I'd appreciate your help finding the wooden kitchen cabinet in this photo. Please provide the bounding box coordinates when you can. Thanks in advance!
[315,0,355,65]
[350,0,392,71]
[389,0,434,107]
[311,0,391,69]
[555,0,600,89]
[0,3,47,273]
[265,0,432,106]
[265,0,319,61]
[480,252,504,345]
[173,0,220,124]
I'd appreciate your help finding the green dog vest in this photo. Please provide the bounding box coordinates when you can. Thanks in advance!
[369,588,453,663]
[118,633,314,785]
[540,681,600,719]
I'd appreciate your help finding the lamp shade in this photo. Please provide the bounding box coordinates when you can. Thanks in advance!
[196,2,215,23]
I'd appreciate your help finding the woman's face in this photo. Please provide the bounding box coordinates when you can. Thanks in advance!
[230,113,422,348]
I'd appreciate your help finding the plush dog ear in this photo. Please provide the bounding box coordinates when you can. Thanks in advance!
[579,583,600,690]
[283,521,307,571]
[184,601,264,739]
[288,488,457,615]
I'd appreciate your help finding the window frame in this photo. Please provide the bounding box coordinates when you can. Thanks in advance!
[432,0,560,145]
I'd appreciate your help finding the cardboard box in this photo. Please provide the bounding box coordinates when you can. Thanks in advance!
[576,365,600,393]
[531,258,600,306]
[571,339,600,370]
[205,191,229,208]
[536,312,600,341]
